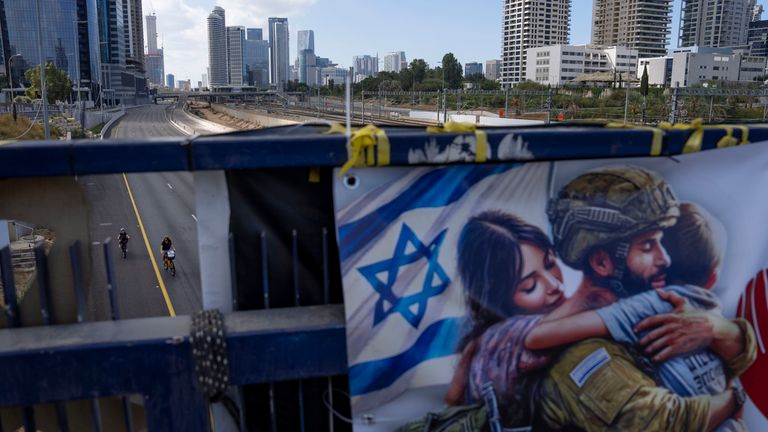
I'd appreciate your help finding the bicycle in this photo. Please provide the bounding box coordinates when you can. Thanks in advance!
[164,249,176,277]
[119,241,128,259]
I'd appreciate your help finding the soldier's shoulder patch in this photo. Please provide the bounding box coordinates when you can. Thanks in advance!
[569,347,610,388]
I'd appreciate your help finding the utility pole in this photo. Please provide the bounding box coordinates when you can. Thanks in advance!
[669,83,679,124]
[504,88,509,118]
[623,73,630,124]
[35,0,50,139]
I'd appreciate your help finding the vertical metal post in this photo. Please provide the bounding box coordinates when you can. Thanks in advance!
[624,81,630,124]
[260,231,277,432]
[669,84,679,124]
[1,246,20,328]
[545,88,553,125]
[291,230,306,432]
[361,90,365,124]
[504,89,509,118]
[709,95,715,123]
[322,227,334,432]
[34,0,50,139]
[69,241,87,322]
[103,239,134,431]
[33,241,52,325]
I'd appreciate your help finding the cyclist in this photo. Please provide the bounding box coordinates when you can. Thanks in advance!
[160,236,175,270]
[117,228,130,258]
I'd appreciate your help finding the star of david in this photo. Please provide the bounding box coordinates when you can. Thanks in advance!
[357,223,451,328]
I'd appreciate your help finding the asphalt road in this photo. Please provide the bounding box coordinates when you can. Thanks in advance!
[85,104,201,320]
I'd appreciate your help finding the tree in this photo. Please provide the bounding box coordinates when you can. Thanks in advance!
[24,62,72,104]
[640,65,649,123]
[441,53,463,89]
[410,59,428,84]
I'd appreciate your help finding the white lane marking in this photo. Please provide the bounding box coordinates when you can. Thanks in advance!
[92,242,101,245]
[99,222,113,226]
[167,183,174,190]
[191,214,198,222]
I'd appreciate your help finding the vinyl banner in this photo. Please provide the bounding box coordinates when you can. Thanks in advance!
[334,143,768,431]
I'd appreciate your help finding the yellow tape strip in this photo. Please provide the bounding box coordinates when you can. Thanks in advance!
[427,121,488,162]
[337,124,390,176]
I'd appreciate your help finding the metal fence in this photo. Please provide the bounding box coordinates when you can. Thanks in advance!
[1,122,767,431]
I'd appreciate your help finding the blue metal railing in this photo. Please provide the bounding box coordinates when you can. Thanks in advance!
[1,122,767,431]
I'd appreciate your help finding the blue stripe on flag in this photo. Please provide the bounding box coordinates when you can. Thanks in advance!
[339,164,518,261]
[349,317,462,396]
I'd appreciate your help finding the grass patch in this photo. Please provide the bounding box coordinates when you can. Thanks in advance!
[89,122,105,136]
[0,113,59,140]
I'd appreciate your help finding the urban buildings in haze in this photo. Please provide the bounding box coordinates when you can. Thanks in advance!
[166,73,175,88]
[485,59,500,80]
[207,6,227,88]
[679,0,755,48]
[591,0,672,58]
[464,62,482,77]
[501,0,570,86]
[268,17,290,89]
[383,51,406,73]
[353,55,378,80]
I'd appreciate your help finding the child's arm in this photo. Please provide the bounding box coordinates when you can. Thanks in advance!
[524,310,608,350]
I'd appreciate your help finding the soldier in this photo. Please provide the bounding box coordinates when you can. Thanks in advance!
[535,166,756,431]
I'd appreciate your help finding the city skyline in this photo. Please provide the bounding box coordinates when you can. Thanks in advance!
[145,0,768,85]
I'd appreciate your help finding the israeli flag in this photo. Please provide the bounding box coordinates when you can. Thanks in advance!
[333,162,552,422]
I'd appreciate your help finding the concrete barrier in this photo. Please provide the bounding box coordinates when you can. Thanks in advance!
[211,104,298,127]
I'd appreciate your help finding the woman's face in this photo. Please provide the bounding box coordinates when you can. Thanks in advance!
[512,242,566,314]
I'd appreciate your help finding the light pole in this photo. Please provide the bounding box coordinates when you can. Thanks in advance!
[34,0,50,139]
[73,19,87,135]
[7,53,22,121]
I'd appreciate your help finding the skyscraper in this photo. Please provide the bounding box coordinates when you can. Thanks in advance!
[297,30,314,54]
[227,26,245,86]
[679,0,755,48]
[500,0,570,86]
[123,0,144,73]
[166,73,174,88]
[591,0,672,58]
[243,29,269,87]
[97,0,147,104]
[207,6,227,88]
[145,13,164,87]
[383,52,405,72]
[0,0,102,100]
[485,59,501,80]
[353,55,378,77]
[268,17,289,88]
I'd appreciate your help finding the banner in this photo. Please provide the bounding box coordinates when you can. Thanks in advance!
[334,143,768,431]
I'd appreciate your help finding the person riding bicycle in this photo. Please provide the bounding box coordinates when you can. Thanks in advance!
[160,236,175,269]
[117,228,130,248]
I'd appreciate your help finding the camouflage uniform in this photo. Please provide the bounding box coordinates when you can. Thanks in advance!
[536,320,756,431]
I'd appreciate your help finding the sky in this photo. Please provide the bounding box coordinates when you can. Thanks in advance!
[143,0,768,85]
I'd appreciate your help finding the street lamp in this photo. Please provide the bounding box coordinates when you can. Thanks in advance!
[7,53,22,121]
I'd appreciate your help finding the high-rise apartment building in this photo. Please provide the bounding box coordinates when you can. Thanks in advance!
[748,19,768,56]
[227,26,245,86]
[592,0,672,58]
[268,17,290,88]
[485,59,501,80]
[501,0,570,86]
[383,52,406,72]
[207,6,227,88]
[679,0,755,48]
[144,13,164,87]
[353,55,378,77]
[123,0,144,73]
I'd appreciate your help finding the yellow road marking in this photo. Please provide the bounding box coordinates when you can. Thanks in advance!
[122,173,177,317]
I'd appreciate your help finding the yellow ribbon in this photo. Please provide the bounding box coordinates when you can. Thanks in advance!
[336,124,391,177]
[605,122,664,156]
[426,122,488,162]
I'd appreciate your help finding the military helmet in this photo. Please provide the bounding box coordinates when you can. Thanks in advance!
[547,166,679,270]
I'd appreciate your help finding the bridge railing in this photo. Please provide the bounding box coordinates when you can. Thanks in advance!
[1,122,767,431]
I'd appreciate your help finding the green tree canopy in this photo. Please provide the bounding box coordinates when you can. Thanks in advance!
[410,59,428,84]
[24,62,72,104]
[441,53,463,89]
[640,65,649,97]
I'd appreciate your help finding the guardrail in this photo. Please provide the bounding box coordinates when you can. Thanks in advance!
[1,121,767,431]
